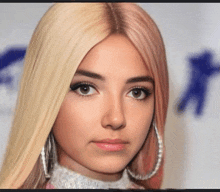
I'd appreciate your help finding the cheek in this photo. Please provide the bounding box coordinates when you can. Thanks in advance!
[130,115,152,146]
[52,96,87,147]
[52,94,102,147]
[126,100,154,147]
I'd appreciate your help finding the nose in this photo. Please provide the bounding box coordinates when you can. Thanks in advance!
[101,96,126,130]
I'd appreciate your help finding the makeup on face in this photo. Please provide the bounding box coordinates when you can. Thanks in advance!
[93,139,129,151]
[52,34,154,181]
[70,70,154,102]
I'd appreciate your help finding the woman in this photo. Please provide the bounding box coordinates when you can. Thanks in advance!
[0,3,169,189]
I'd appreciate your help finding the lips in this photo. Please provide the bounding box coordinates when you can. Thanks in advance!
[95,139,128,144]
[93,139,128,151]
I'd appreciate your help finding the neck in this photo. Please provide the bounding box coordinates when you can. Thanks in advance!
[57,146,123,182]
[59,160,123,181]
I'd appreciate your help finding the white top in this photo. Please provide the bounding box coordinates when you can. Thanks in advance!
[49,163,136,189]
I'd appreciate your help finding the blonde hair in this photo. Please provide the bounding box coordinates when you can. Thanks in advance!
[0,3,169,189]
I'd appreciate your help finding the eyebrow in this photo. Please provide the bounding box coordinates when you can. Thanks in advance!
[126,76,154,84]
[74,69,154,84]
[75,70,105,81]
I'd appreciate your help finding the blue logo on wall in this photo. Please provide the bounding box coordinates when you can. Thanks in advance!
[0,47,26,86]
[177,50,220,116]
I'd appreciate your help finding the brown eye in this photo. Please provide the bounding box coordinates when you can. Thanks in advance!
[79,85,90,94]
[132,89,142,98]
[70,83,97,96]
[128,88,151,100]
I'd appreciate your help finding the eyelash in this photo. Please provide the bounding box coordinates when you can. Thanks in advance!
[128,86,152,101]
[69,82,152,100]
[70,81,97,97]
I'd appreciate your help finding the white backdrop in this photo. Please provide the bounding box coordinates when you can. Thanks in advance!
[0,3,220,189]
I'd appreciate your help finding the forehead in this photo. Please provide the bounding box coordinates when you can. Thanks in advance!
[77,34,150,78]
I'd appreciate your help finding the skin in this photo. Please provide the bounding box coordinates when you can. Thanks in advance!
[52,34,154,182]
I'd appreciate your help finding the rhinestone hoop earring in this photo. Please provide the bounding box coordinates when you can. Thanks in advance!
[41,133,57,179]
[41,146,50,179]
[126,123,163,180]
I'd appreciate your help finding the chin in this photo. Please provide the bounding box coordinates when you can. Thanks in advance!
[91,160,128,174]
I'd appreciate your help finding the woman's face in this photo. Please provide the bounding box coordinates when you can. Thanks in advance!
[52,34,154,181]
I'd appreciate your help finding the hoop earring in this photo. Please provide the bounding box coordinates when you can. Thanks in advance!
[40,132,57,179]
[126,122,163,180]
[41,146,50,179]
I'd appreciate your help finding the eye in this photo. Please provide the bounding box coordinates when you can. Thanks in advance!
[127,87,151,100]
[70,83,97,96]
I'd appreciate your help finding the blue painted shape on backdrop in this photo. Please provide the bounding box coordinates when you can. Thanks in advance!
[177,50,220,116]
[0,47,26,86]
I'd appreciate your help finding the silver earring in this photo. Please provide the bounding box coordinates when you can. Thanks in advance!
[41,146,50,179]
[126,122,163,180]
[41,133,57,179]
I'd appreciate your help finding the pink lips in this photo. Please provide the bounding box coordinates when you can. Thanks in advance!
[94,139,127,151]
